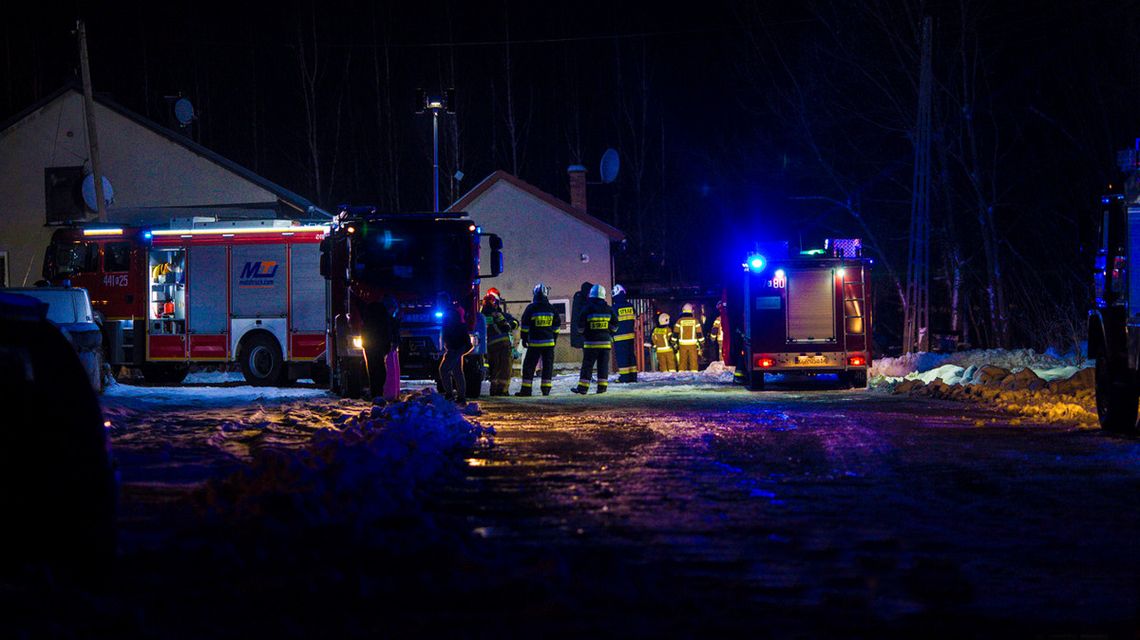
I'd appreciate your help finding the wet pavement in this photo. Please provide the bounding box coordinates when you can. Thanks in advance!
[13,379,1140,638]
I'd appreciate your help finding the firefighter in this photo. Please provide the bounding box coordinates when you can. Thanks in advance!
[611,284,638,382]
[516,283,562,396]
[573,284,619,394]
[439,303,473,405]
[646,312,678,372]
[481,289,518,396]
[361,294,400,402]
[710,301,724,362]
[674,303,704,372]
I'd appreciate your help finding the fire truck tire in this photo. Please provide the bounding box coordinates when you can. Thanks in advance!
[846,371,868,389]
[1094,353,1139,433]
[748,372,766,391]
[239,333,285,387]
[338,358,365,398]
[140,363,189,385]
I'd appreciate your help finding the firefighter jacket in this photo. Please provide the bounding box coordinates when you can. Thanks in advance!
[481,301,518,349]
[520,295,562,348]
[649,325,676,352]
[579,298,620,349]
[673,312,704,346]
[612,294,637,343]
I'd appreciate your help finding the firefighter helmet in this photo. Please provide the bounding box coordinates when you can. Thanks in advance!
[487,287,501,300]
[658,313,670,325]
[589,284,605,299]
[533,283,550,298]
[612,283,626,298]
[682,303,694,313]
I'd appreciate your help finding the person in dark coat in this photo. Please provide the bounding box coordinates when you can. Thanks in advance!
[570,281,594,350]
[573,284,619,394]
[361,294,401,400]
[516,283,562,396]
[611,284,638,382]
[439,303,473,404]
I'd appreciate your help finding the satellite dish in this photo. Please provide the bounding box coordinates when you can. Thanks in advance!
[173,97,195,126]
[600,148,620,184]
[81,174,114,211]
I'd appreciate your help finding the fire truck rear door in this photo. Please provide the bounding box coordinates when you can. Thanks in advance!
[787,269,835,343]
[188,245,228,359]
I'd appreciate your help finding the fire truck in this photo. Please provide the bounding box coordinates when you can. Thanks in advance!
[43,220,329,385]
[320,209,503,398]
[737,238,873,390]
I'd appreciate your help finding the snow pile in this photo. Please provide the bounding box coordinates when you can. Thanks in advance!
[197,389,494,546]
[874,350,1097,427]
[632,360,736,386]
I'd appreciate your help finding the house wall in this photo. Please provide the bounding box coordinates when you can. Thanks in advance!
[0,90,279,286]
[461,181,614,364]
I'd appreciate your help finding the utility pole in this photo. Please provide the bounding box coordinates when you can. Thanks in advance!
[904,17,933,353]
[76,20,107,223]
[416,88,456,212]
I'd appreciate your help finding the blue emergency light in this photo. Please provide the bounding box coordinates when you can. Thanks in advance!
[747,253,767,273]
[434,311,444,320]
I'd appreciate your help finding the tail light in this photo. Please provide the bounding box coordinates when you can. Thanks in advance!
[755,356,775,368]
[848,355,866,367]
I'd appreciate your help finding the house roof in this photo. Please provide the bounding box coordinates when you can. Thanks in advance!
[0,83,326,217]
[448,170,625,241]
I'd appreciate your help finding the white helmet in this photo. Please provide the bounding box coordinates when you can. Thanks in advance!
[682,303,694,313]
[533,282,550,297]
[589,284,605,299]
[658,313,670,325]
[612,284,626,297]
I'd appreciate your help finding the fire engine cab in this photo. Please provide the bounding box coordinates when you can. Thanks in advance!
[43,220,329,385]
[739,238,873,390]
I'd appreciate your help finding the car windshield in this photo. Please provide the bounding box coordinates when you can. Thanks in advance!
[11,290,92,325]
[352,222,473,294]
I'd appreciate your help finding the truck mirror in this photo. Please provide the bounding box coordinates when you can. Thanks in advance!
[489,235,503,251]
[319,237,330,278]
[491,248,504,277]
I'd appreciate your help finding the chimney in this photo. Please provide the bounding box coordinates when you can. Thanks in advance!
[567,165,588,212]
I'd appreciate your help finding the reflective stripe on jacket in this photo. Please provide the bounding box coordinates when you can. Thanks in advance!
[673,314,703,346]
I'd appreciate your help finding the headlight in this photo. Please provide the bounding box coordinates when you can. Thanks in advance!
[352,336,363,350]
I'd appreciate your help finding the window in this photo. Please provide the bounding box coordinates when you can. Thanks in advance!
[104,242,131,272]
[54,242,98,275]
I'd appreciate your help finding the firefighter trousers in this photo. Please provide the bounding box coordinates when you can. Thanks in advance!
[614,339,638,382]
[678,344,700,371]
[656,348,677,372]
[439,350,466,403]
[487,342,513,395]
[577,347,611,393]
[519,346,555,395]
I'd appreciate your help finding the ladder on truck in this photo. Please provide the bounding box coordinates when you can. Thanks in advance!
[841,267,867,350]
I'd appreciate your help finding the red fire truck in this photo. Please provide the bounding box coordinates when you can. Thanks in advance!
[738,238,873,390]
[43,220,329,385]
[320,209,503,399]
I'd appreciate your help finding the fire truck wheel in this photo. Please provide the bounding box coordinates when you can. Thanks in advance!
[140,363,189,385]
[846,371,868,389]
[464,354,483,399]
[1095,354,1139,433]
[748,372,766,391]
[240,333,285,387]
[339,358,365,398]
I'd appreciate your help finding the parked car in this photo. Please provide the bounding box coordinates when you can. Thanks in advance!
[2,286,104,392]
[0,291,118,574]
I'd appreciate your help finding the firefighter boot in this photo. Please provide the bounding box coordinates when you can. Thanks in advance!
[541,381,553,396]
[514,382,533,397]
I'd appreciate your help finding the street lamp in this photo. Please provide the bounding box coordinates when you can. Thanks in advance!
[415,88,456,212]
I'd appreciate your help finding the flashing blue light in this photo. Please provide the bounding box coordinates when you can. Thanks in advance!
[143,231,153,240]
[434,311,444,320]
[747,253,767,273]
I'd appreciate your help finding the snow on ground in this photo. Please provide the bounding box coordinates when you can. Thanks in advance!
[868,349,1097,427]
[104,377,330,405]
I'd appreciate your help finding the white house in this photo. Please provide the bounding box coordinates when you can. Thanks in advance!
[0,84,320,287]
[448,167,624,363]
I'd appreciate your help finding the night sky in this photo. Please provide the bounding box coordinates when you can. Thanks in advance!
[6,0,1140,350]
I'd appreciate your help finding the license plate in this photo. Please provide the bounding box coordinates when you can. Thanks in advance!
[795,355,828,365]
